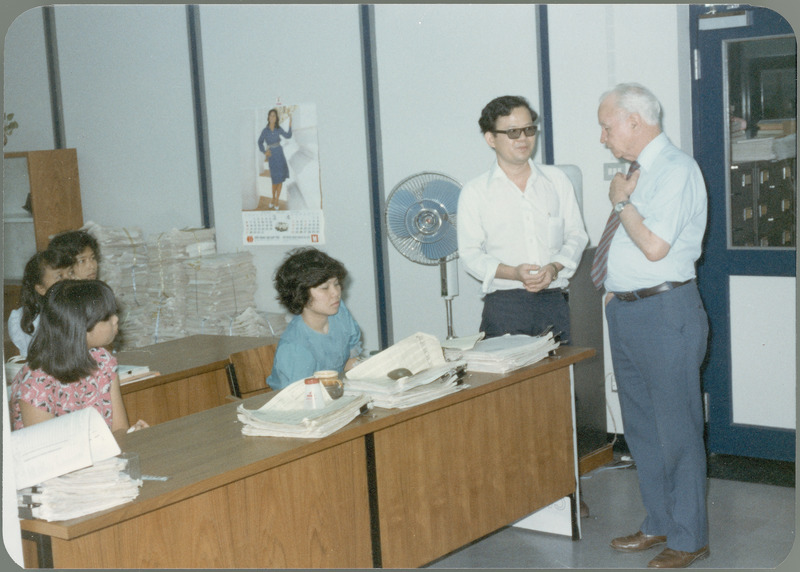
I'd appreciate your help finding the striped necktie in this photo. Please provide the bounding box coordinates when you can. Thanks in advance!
[589,161,640,289]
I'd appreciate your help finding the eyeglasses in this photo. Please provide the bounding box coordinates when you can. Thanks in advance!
[493,125,538,139]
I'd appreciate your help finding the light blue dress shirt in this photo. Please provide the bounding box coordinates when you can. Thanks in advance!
[266,300,362,391]
[605,133,707,292]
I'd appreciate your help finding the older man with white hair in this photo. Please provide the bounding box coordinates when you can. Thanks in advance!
[595,83,710,569]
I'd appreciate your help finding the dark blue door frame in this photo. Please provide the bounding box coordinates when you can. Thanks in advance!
[691,4,796,461]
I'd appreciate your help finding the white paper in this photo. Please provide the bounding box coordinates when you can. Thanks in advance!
[10,407,121,490]
[237,378,371,438]
[345,332,445,380]
[461,333,559,374]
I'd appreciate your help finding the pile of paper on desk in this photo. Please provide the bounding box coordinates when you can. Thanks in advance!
[344,332,468,408]
[459,332,559,374]
[17,456,142,522]
[237,379,371,438]
[10,408,142,522]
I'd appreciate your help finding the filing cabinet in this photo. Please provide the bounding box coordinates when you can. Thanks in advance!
[729,157,795,247]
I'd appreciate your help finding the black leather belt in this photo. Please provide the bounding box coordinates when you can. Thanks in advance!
[614,279,692,302]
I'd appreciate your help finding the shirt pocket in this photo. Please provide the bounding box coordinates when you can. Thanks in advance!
[548,216,565,252]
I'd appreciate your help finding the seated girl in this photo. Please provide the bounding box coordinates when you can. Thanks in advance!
[7,249,72,357]
[9,280,147,432]
[266,248,363,391]
[48,229,100,280]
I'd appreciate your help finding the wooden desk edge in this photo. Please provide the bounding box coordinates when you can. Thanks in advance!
[119,359,229,394]
[19,345,595,540]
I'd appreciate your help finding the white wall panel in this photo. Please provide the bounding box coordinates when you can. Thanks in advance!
[199,5,379,350]
[3,7,53,153]
[375,3,541,343]
[729,275,796,430]
[53,5,201,235]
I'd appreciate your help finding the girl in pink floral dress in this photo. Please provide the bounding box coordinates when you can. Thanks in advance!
[9,280,147,432]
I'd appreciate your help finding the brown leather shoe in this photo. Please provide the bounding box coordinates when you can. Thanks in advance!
[610,531,668,552]
[648,546,710,568]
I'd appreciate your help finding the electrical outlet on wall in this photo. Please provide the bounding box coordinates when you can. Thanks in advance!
[604,162,626,180]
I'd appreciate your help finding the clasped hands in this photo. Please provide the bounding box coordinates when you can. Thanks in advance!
[515,263,556,292]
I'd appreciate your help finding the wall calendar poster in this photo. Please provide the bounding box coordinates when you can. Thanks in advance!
[241,102,325,245]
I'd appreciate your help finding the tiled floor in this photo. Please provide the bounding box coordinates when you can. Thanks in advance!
[426,457,796,569]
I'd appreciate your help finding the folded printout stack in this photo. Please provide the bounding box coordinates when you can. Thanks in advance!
[146,227,217,300]
[344,332,468,408]
[237,379,371,438]
[85,221,150,309]
[459,332,559,374]
[731,133,797,163]
[228,307,286,338]
[183,252,259,336]
[345,361,466,409]
[83,223,265,348]
[17,456,142,522]
[11,407,142,522]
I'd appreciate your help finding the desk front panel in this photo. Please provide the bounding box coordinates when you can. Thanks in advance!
[374,367,575,568]
[122,367,232,426]
[46,438,372,569]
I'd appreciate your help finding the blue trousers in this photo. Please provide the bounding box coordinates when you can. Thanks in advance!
[480,288,571,343]
[606,281,709,552]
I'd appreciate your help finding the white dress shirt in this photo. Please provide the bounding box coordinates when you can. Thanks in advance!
[457,159,588,294]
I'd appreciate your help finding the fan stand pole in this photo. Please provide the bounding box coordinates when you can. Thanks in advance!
[444,297,455,340]
[440,258,458,340]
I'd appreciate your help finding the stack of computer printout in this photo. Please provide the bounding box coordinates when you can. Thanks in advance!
[11,408,142,522]
[236,379,371,438]
[457,332,559,374]
[344,332,467,409]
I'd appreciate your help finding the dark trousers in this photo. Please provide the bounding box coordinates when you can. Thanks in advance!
[606,281,709,552]
[480,288,571,344]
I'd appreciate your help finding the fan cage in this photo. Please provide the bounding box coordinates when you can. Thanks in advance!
[385,172,462,266]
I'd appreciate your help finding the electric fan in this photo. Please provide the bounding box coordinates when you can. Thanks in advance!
[385,172,462,338]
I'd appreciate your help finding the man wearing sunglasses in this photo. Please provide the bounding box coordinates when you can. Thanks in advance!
[457,95,588,343]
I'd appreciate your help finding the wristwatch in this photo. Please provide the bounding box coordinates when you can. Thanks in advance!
[614,199,631,214]
[547,263,559,279]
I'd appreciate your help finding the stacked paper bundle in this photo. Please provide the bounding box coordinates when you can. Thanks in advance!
[345,361,466,409]
[731,133,797,163]
[11,407,141,522]
[183,252,258,335]
[118,296,188,347]
[78,223,265,348]
[85,221,149,309]
[344,332,468,408]
[237,378,371,438]
[146,227,217,300]
[228,307,281,338]
[459,332,559,374]
[17,456,142,522]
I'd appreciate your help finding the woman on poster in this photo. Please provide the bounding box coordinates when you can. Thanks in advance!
[257,108,293,210]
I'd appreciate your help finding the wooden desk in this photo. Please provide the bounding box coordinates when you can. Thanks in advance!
[19,346,593,569]
[116,335,278,426]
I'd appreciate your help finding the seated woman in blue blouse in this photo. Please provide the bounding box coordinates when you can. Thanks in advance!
[266,247,363,391]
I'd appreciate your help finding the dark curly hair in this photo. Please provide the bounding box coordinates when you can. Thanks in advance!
[478,95,538,133]
[274,248,347,315]
[48,229,101,263]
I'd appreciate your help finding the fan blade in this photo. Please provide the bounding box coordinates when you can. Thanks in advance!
[420,222,458,260]
[386,189,418,238]
[422,179,460,214]
[394,235,425,262]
